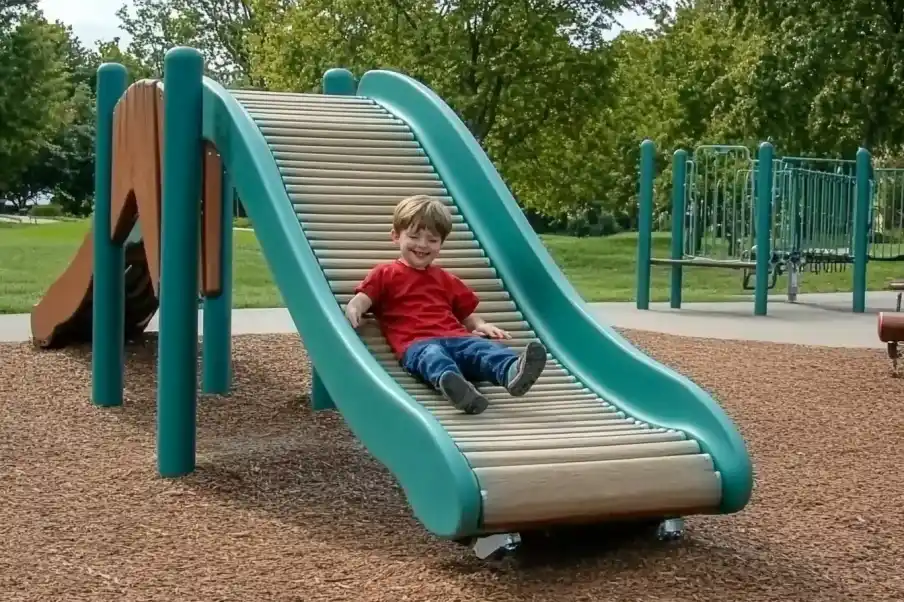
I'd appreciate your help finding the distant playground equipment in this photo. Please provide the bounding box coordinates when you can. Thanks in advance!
[29,46,753,559]
[636,140,904,315]
[878,311,904,376]
[877,279,904,376]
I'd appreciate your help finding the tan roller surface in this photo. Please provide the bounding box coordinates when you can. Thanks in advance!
[281,160,434,173]
[272,146,426,158]
[234,89,723,530]
[296,194,455,205]
[466,440,703,468]
[318,249,486,260]
[475,455,722,526]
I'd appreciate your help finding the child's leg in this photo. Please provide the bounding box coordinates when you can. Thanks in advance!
[401,339,489,415]
[448,337,547,397]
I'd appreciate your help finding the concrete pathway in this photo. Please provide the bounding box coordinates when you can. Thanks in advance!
[0,215,59,225]
[585,291,898,349]
[0,307,299,344]
[1,292,898,349]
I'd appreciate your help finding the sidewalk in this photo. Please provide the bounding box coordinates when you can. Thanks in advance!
[1,292,895,349]
[584,291,896,349]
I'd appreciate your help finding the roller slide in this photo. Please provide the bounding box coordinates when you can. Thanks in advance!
[209,72,753,539]
[33,69,754,540]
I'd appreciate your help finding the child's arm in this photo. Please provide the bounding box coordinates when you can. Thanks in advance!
[447,270,511,339]
[347,264,385,328]
[345,292,373,328]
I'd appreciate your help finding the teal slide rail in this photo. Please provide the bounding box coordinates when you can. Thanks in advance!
[358,70,754,514]
[199,77,482,538]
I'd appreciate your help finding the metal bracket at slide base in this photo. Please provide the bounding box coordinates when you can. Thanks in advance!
[472,533,522,560]
[456,517,686,560]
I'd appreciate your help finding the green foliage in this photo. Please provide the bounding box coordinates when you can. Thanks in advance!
[92,39,156,84]
[0,7,70,206]
[116,0,267,84]
[249,0,664,218]
[9,0,904,235]
[0,3,153,214]
[29,203,63,217]
[725,0,904,155]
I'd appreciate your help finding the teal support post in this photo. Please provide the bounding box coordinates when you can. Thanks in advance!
[157,47,204,478]
[201,176,235,394]
[635,139,655,310]
[853,148,871,313]
[670,149,687,309]
[91,63,129,408]
[754,142,774,316]
[311,369,336,411]
[322,68,356,95]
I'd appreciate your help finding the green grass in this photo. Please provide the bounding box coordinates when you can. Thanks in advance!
[1,220,901,314]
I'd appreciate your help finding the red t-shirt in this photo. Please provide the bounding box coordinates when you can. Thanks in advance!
[354,260,480,358]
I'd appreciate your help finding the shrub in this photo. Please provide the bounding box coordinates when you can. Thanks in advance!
[29,204,64,217]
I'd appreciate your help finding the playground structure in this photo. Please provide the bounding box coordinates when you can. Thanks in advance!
[635,140,904,315]
[29,46,753,558]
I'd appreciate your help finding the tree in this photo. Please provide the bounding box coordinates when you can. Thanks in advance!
[115,0,271,84]
[725,0,904,156]
[23,79,97,216]
[0,6,70,208]
[42,37,155,215]
[249,0,666,216]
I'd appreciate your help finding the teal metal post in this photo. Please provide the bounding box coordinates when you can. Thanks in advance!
[91,63,129,408]
[754,142,774,316]
[635,139,655,310]
[322,68,357,95]
[201,175,234,394]
[157,47,204,478]
[311,370,336,411]
[853,148,871,313]
[670,150,687,309]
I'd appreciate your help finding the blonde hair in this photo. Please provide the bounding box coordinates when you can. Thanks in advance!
[392,195,453,240]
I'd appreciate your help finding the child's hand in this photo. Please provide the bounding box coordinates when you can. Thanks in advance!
[473,322,511,339]
[344,292,373,330]
[345,304,363,328]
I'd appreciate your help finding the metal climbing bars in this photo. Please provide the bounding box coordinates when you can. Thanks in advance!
[635,141,897,315]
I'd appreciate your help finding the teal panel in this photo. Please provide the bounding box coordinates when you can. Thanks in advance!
[198,77,481,537]
[358,70,754,514]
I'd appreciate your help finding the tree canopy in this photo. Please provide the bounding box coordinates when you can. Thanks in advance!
[3,0,903,226]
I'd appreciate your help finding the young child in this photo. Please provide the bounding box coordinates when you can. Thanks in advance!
[344,194,547,415]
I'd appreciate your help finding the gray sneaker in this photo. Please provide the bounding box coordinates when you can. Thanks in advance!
[438,371,489,415]
[505,341,547,396]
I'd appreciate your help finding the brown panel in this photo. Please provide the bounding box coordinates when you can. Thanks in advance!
[201,143,223,296]
[30,80,165,348]
[110,80,165,292]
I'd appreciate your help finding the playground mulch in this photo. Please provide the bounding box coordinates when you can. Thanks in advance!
[1,331,903,602]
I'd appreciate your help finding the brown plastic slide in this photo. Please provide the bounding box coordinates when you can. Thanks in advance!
[30,79,226,349]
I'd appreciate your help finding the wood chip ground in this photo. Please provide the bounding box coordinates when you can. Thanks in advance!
[1,331,902,601]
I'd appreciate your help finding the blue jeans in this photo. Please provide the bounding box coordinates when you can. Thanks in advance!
[401,336,519,388]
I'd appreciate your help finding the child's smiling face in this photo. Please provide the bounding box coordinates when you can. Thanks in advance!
[392,225,443,270]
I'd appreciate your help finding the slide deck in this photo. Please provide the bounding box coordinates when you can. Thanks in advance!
[31,70,753,540]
